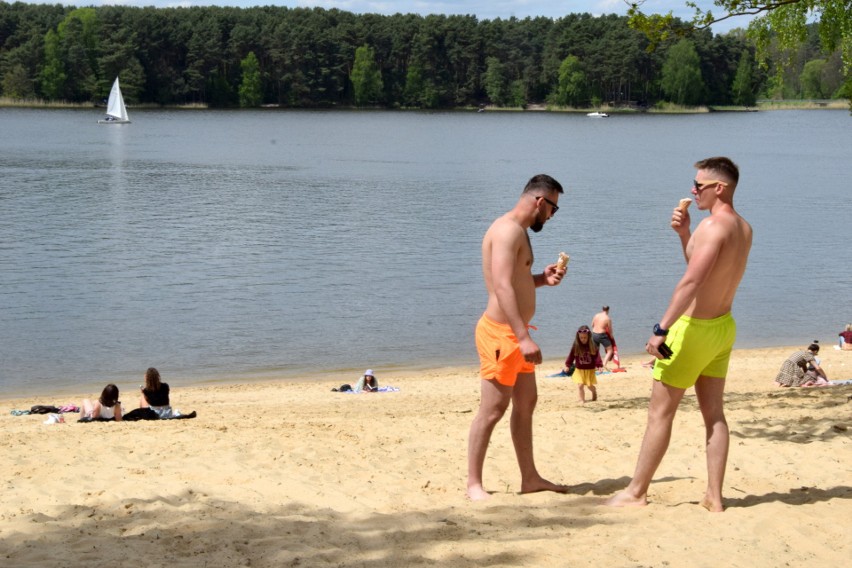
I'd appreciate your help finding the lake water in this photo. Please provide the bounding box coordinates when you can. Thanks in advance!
[1,108,850,396]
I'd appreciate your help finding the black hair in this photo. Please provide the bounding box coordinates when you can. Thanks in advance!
[522,174,563,195]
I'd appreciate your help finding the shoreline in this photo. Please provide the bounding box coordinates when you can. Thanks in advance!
[2,343,844,406]
[2,98,848,112]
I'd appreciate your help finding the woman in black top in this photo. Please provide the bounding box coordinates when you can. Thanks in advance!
[139,367,172,417]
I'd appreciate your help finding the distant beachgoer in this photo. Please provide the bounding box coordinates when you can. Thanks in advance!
[80,384,123,421]
[591,306,614,370]
[839,324,852,351]
[775,344,829,387]
[139,367,180,418]
[353,369,379,392]
[564,325,603,403]
[467,173,568,501]
[607,156,752,513]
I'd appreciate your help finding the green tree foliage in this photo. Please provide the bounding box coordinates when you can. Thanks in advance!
[483,56,508,105]
[800,59,828,98]
[0,3,842,108]
[731,51,757,106]
[239,51,262,107]
[661,39,705,105]
[553,54,586,107]
[2,63,34,98]
[350,44,383,105]
[624,0,851,105]
[509,79,526,107]
[39,28,66,100]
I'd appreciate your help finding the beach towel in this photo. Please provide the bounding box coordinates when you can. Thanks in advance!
[828,379,852,386]
[605,332,628,371]
[341,386,400,393]
[607,332,621,368]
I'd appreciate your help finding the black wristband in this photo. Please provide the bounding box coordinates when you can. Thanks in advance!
[653,323,669,336]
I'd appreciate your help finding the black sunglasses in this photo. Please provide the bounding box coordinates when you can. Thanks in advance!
[693,179,725,192]
[537,195,559,214]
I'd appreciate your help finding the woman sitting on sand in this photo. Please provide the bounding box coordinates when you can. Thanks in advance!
[139,367,177,418]
[774,344,829,387]
[80,384,123,421]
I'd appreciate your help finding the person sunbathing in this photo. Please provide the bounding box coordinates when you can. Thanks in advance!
[80,384,122,422]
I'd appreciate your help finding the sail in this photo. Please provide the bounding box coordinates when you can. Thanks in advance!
[104,77,129,122]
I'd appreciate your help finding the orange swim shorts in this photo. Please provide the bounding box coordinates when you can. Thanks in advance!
[475,314,536,386]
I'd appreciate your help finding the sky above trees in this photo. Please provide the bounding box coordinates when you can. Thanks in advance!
[14,0,754,33]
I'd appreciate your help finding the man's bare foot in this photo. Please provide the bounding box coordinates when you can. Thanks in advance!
[520,477,569,495]
[700,497,724,512]
[467,484,491,501]
[605,490,647,508]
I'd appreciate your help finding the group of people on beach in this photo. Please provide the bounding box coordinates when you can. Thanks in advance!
[468,158,753,513]
[79,367,194,422]
[770,324,851,388]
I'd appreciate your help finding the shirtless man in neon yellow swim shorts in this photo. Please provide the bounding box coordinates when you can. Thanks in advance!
[607,157,752,512]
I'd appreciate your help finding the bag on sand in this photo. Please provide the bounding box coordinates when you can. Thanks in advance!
[30,405,60,414]
[331,384,352,392]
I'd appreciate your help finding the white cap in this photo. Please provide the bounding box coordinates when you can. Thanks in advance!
[365,369,374,376]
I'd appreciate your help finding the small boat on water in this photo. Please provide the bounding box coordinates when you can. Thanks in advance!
[98,77,131,124]
[586,111,609,118]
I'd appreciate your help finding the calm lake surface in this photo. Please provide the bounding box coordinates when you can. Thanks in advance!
[1,108,850,396]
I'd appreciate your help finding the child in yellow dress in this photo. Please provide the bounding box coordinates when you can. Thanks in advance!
[564,326,603,403]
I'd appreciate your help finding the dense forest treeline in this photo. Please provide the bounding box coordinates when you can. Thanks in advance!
[0,2,845,108]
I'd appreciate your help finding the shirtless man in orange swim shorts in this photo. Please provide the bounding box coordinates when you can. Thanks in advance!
[467,174,569,501]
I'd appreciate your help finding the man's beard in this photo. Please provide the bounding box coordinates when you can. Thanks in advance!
[530,211,545,233]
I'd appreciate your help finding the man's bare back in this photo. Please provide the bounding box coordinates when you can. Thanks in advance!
[591,310,611,334]
[683,209,752,319]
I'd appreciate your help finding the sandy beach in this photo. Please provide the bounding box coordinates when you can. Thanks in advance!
[2,345,850,567]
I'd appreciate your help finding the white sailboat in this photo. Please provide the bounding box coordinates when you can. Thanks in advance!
[98,77,131,124]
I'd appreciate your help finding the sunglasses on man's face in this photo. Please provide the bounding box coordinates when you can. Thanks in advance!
[537,195,559,214]
[693,179,726,192]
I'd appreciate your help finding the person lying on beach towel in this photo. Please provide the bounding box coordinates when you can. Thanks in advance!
[332,385,399,393]
[353,369,379,392]
[79,384,123,422]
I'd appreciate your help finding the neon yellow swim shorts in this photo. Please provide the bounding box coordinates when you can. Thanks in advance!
[653,313,736,389]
